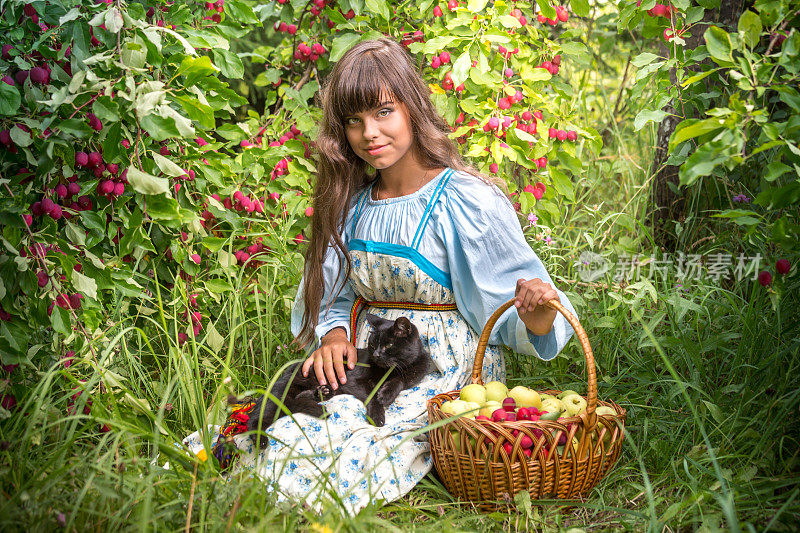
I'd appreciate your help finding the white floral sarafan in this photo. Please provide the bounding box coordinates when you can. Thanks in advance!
[182,168,577,515]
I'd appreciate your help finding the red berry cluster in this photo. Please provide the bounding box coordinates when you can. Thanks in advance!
[399,30,425,48]
[234,237,270,266]
[430,50,451,69]
[548,128,578,142]
[537,5,569,25]
[440,71,464,92]
[271,157,292,180]
[641,3,674,18]
[497,45,520,60]
[536,55,562,76]
[509,8,528,25]
[224,191,265,214]
[202,0,224,23]
[523,182,547,200]
[274,21,298,35]
[758,259,793,287]
[293,41,327,62]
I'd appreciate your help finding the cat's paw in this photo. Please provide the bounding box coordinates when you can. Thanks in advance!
[316,384,333,399]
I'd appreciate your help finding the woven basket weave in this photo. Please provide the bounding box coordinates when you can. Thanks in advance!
[426,298,626,510]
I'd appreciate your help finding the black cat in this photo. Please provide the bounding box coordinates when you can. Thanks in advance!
[246,313,434,447]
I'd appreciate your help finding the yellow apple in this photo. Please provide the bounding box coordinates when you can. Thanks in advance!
[448,399,468,416]
[561,393,588,416]
[462,401,480,418]
[557,389,579,400]
[540,397,567,415]
[459,384,487,405]
[484,381,509,403]
[479,400,502,417]
[508,386,542,410]
[540,393,556,402]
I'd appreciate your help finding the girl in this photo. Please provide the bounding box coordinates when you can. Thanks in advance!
[186,37,577,515]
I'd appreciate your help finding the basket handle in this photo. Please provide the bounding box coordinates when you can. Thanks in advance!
[470,298,598,427]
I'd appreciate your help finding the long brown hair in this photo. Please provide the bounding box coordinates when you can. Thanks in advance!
[294,37,507,350]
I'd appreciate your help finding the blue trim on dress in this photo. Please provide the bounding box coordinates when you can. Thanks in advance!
[348,239,452,290]
[412,169,453,250]
[350,185,372,235]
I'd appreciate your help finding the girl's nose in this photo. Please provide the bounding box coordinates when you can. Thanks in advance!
[361,117,379,140]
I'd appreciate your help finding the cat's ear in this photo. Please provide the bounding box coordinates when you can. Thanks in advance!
[392,316,413,338]
[365,313,388,328]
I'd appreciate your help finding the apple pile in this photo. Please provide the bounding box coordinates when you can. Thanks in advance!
[439,382,619,461]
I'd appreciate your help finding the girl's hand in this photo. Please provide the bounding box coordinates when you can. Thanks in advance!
[301,327,357,390]
[515,278,559,336]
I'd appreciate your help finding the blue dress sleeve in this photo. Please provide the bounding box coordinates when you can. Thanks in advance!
[437,174,577,361]
[290,210,358,353]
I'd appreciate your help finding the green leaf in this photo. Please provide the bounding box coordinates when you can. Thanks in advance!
[705,26,734,64]
[226,0,260,23]
[0,83,20,116]
[92,96,120,123]
[105,7,124,33]
[330,33,361,63]
[201,236,227,252]
[550,168,575,201]
[205,279,233,293]
[121,37,147,69]
[775,86,800,113]
[140,114,181,141]
[365,0,390,21]
[632,52,660,67]
[570,0,590,16]
[681,67,721,87]
[72,270,98,300]
[57,118,94,138]
[175,95,215,129]
[51,306,70,336]
[127,167,170,195]
[634,108,668,131]
[452,50,472,87]
[177,55,218,87]
[737,10,761,49]
[765,161,792,182]
[145,194,182,221]
[212,49,244,79]
[468,0,488,11]
[538,0,556,20]
[152,153,185,177]
[9,126,32,147]
[679,142,729,186]
[669,118,725,150]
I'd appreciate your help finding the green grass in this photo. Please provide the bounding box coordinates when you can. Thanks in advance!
[2,57,800,533]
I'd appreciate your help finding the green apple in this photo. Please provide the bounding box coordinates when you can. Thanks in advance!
[484,381,509,403]
[462,401,480,418]
[450,429,477,453]
[595,405,618,446]
[595,405,616,418]
[557,389,579,400]
[508,386,542,410]
[541,397,566,415]
[452,399,468,413]
[561,393,588,416]
[479,400,502,417]
[440,400,455,415]
[459,384,487,405]
[540,393,555,402]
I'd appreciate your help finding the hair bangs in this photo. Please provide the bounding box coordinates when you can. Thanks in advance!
[329,53,402,122]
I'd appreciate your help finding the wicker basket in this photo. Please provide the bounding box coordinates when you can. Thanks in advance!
[426,298,626,510]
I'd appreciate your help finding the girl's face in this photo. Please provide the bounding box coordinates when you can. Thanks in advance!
[343,93,416,171]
